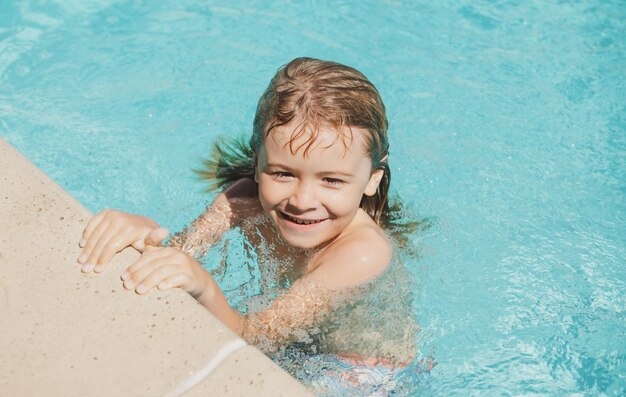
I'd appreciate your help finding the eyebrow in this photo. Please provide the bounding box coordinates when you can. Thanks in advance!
[265,163,354,177]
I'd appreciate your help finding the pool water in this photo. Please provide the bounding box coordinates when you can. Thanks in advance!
[1,1,624,395]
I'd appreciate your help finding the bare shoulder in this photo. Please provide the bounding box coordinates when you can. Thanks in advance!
[222,177,257,199]
[213,177,257,206]
[308,220,392,289]
[211,178,262,221]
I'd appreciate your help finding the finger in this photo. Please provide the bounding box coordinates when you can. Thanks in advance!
[79,209,110,248]
[157,273,188,291]
[78,218,111,266]
[145,228,169,247]
[129,259,180,294]
[137,263,189,294]
[121,248,170,286]
[93,230,132,273]
[85,224,122,272]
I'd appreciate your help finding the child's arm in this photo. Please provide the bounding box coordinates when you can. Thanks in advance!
[167,178,258,258]
[77,178,256,273]
[122,225,391,351]
[240,227,392,350]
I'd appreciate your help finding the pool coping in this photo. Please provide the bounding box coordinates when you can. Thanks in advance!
[0,138,312,396]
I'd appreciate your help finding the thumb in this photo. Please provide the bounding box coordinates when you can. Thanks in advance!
[145,227,169,247]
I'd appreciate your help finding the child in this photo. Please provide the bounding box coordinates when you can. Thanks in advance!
[77,57,419,372]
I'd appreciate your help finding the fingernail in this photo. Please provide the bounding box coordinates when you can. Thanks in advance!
[135,284,146,294]
[77,254,87,264]
[121,272,129,281]
[82,263,94,273]
[94,264,104,273]
[123,280,134,289]
[79,239,86,248]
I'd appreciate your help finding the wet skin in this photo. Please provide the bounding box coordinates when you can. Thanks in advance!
[256,123,384,250]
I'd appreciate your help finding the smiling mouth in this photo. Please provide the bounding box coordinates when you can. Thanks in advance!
[279,211,327,225]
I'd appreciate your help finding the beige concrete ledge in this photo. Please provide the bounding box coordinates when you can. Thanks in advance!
[0,139,311,396]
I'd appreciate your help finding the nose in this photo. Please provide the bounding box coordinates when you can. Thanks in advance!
[287,180,318,212]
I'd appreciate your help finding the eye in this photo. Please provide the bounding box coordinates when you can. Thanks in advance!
[272,171,294,180]
[323,177,345,186]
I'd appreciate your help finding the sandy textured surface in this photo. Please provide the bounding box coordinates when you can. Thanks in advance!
[0,139,310,396]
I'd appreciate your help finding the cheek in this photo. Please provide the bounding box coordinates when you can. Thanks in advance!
[257,183,272,209]
[325,187,363,216]
[258,179,283,208]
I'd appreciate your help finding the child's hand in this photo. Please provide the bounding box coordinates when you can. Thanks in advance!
[77,209,169,273]
[120,247,211,300]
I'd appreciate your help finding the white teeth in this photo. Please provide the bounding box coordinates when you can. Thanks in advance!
[284,213,321,225]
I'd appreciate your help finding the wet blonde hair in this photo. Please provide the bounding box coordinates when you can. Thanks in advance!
[197,57,423,239]
[251,57,389,224]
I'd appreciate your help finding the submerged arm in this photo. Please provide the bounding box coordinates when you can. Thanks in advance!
[167,178,258,258]
[199,228,392,352]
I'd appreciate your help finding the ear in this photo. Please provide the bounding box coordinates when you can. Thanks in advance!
[364,168,384,197]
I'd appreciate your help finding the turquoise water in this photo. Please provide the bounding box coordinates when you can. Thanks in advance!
[1,1,625,395]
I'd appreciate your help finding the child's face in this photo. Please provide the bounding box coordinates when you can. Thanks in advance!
[255,122,383,249]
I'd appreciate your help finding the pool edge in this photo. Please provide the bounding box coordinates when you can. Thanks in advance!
[0,138,311,396]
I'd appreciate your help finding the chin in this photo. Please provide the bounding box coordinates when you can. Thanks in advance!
[277,231,326,250]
